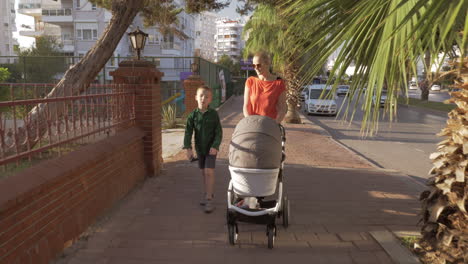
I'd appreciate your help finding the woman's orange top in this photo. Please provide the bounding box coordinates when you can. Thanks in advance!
[246,76,286,120]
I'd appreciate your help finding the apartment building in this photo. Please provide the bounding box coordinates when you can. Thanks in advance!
[194,12,218,62]
[17,0,195,82]
[0,0,18,63]
[214,18,244,62]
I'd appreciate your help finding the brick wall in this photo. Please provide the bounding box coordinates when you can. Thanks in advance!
[0,127,146,264]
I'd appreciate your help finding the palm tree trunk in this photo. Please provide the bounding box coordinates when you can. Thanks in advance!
[419,58,468,264]
[420,50,432,101]
[9,0,144,154]
[283,64,302,124]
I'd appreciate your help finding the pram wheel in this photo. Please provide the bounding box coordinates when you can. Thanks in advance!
[267,225,276,249]
[282,196,290,228]
[228,224,238,245]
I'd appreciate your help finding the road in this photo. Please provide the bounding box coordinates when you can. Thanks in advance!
[303,95,449,184]
[407,89,451,102]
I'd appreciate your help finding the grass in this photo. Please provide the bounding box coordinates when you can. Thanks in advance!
[400,235,420,249]
[397,97,457,113]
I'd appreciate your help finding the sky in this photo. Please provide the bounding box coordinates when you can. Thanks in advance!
[13,0,244,48]
[14,0,35,48]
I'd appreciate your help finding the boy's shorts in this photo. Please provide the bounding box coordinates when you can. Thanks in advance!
[198,154,217,169]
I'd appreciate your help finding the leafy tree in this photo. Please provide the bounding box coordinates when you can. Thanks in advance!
[0,67,11,102]
[18,35,67,83]
[217,54,240,75]
[0,63,22,83]
[282,0,467,262]
[0,68,10,83]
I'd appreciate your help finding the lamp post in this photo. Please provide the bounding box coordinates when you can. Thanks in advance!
[128,27,148,60]
[191,62,199,75]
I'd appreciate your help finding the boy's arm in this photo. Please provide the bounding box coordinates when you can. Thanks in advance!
[183,112,194,149]
[211,112,223,150]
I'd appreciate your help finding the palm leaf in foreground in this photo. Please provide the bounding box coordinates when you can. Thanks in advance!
[282,0,467,263]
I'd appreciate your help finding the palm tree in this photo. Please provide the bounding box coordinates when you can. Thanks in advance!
[281,0,467,263]
[242,4,320,123]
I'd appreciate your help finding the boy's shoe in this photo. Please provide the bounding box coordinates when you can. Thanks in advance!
[204,199,214,213]
[200,197,206,206]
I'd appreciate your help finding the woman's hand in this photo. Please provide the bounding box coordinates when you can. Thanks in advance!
[209,148,218,155]
[243,84,251,117]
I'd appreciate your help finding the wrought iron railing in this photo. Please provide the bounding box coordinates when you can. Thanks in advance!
[0,83,135,173]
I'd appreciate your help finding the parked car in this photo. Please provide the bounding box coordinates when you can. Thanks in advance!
[372,91,392,108]
[409,82,418,90]
[300,87,308,101]
[431,84,441,91]
[337,85,350,96]
[304,84,337,116]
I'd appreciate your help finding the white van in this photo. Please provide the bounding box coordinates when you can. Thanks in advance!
[304,84,337,116]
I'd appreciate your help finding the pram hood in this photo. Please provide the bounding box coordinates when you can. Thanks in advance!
[229,115,282,169]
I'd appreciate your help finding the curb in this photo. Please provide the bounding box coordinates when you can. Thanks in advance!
[299,112,433,191]
[216,94,236,113]
[298,112,381,170]
[370,231,421,264]
[397,102,451,116]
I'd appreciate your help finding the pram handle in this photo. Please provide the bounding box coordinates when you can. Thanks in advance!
[278,124,286,143]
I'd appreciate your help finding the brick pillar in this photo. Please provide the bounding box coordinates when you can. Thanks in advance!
[184,74,205,114]
[110,60,164,177]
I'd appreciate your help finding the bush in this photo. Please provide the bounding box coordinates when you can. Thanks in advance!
[162,104,178,129]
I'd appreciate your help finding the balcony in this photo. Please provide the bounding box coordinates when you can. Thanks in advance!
[42,8,73,25]
[19,30,43,37]
[60,39,75,52]
[17,0,41,16]
[161,42,182,56]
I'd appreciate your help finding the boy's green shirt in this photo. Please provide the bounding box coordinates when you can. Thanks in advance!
[183,107,222,155]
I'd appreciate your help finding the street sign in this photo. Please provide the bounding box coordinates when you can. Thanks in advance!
[241,66,254,70]
[240,59,252,66]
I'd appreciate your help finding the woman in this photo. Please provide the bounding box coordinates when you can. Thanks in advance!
[243,51,287,123]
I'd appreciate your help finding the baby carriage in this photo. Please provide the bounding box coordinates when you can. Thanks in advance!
[226,115,290,249]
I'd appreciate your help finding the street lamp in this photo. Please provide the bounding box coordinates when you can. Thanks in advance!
[191,62,199,75]
[128,27,148,60]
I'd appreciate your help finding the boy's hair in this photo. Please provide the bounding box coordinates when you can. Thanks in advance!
[196,85,212,94]
[253,51,271,65]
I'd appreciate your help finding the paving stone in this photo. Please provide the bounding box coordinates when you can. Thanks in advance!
[349,251,382,264]
[337,232,367,241]
[353,239,383,251]
[56,97,422,264]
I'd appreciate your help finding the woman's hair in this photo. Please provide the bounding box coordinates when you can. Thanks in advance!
[253,51,271,65]
[197,85,212,93]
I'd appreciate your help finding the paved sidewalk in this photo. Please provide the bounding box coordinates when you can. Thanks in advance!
[57,96,424,264]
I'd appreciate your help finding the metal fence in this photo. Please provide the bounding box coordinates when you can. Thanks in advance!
[0,56,234,112]
[0,83,135,176]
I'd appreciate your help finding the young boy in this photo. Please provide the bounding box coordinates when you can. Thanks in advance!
[183,86,222,213]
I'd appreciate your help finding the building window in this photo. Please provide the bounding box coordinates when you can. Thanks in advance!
[76,23,98,40]
[148,33,160,45]
[76,0,81,9]
[92,3,97,10]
